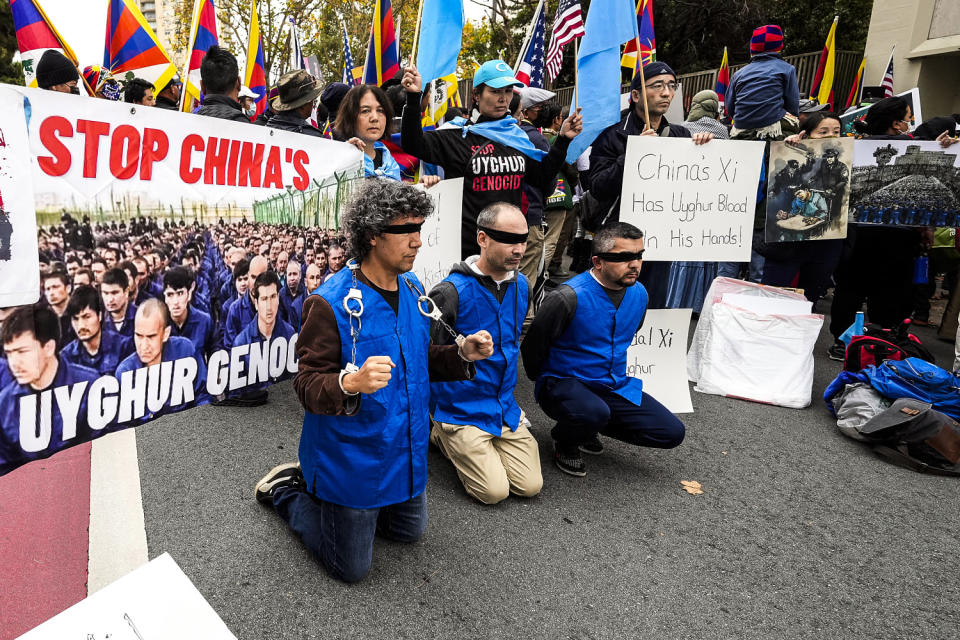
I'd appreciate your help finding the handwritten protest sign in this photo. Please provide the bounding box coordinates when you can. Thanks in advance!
[412,178,463,291]
[21,554,237,640]
[618,137,765,261]
[626,308,693,413]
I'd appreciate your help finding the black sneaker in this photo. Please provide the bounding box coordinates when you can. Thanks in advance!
[579,435,604,455]
[827,340,846,362]
[554,442,586,477]
[254,462,304,504]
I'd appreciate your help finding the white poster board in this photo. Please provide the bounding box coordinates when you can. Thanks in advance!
[626,308,693,413]
[618,137,765,261]
[0,89,41,306]
[20,553,237,640]
[412,177,463,291]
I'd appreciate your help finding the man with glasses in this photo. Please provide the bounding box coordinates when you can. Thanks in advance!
[588,61,712,309]
[428,203,542,504]
[522,222,685,477]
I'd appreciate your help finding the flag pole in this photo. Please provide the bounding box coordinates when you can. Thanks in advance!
[634,35,650,130]
[409,0,425,69]
[179,0,201,111]
[573,39,579,110]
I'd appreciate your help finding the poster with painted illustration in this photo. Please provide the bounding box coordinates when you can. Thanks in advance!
[849,140,960,227]
[764,138,853,242]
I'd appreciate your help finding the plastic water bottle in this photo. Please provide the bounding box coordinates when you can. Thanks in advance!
[913,254,930,285]
[839,311,866,346]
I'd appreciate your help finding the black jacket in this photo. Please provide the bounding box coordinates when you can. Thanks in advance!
[266,111,324,137]
[588,108,691,216]
[154,96,178,111]
[519,121,554,227]
[195,95,250,124]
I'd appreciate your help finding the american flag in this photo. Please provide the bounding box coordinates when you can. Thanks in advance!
[342,24,357,85]
[880,55,894,98]
[546,0,585,81]
[515,0,546,88]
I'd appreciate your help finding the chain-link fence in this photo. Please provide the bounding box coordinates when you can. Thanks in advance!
[252,169,363,229]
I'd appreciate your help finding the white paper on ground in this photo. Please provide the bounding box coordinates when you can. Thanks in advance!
[626,308,694,414]
[19,553,237,640]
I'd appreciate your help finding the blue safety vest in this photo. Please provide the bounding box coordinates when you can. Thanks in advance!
[539,271,647,405]
[431,271,527,436]
[299,268,431,509]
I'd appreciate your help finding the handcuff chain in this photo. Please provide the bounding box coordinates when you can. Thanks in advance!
[402,277,464,346]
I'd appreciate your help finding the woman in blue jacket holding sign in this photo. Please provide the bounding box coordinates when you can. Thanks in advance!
[400,60,583,259]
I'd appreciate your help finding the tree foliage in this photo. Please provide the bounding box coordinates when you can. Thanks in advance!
[0,0,25,86]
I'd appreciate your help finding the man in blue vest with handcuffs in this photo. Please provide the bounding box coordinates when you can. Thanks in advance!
[429,202,543,504]
[254,179,494,583]
[522,222,685,477]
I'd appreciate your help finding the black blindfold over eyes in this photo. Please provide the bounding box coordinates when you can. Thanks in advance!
[382,223,424,234]
[478,225,529,245]
[594,250,644,262]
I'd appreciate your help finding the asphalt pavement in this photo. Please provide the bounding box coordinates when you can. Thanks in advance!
[135,310,960,640]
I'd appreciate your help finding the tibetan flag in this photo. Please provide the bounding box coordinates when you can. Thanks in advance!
[621,0,655,73]
[11,0,81,88]
[714,47,730,115]
[182,0,219,112]
[104,0,177,92]
[843,57,865,110]
[810,15,838,107]
[244,0,267,119]
[362,0,400,86]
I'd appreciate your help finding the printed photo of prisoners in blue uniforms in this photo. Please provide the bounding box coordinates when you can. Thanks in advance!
[849,141,960,228]
[765,137,853,242]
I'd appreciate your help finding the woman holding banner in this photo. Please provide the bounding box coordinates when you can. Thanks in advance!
[399,60,583,259]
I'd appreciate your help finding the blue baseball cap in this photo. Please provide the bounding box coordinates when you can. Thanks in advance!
[473,60,523,89]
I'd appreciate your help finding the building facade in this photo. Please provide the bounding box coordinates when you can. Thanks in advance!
[863,0,960,117]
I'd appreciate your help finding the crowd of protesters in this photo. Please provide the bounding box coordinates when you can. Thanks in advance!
[7,23,960,583]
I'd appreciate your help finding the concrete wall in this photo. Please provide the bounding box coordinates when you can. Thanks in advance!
[864,0,960,118]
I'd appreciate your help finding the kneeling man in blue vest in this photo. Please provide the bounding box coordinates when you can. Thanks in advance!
[255,180,494,584]
[521,222,686,477]
[428,203,543,505]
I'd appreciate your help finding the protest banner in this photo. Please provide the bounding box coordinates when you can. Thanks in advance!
[625,308,693,414]
[0,83,363,478]
[411,178,464,292]
[0,88,41,306]
[618,137,766,261]
[849,140,960,227]
[21,553,237,639]
[765,138,853,242]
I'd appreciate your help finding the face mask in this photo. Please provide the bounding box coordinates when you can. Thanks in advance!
[244,106,256,118]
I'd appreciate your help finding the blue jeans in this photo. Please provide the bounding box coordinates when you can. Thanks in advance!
[536,377,685,449]
[273,487,427,583]
[717,249,764,283]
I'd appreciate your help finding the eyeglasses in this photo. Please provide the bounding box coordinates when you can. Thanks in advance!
[645,81,678,92]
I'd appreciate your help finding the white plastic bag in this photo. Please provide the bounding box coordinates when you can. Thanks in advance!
[688,277,824,409]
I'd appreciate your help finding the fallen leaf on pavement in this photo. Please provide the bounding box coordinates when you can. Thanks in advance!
[680,480,704,495]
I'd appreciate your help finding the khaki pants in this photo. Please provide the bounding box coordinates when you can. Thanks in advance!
[542,208,568,278]
[430,420,543,504]
[519,225,545,290]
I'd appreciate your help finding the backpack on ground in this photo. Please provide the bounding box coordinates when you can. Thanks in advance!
[843,320,935,372]
[856,398,960,476]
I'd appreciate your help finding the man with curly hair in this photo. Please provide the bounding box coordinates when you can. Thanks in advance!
[254,180,494,583]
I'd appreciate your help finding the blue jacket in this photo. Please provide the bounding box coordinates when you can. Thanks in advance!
[115,336,209,425]
[726,54,800,130]
[431,269,528,436]
[223,293,256,349]
[0,356,100,474]
[106,302,138,339]
[234,316,297,390]
[299,268,431,509]
[170,306,219,360]
[61,330,132,376]
[279,283,306,329]
[539,271,647,406]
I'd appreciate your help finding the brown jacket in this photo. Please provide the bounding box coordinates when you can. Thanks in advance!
[293,268,473,416]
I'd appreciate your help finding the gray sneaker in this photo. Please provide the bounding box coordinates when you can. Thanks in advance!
[254,462,304,504]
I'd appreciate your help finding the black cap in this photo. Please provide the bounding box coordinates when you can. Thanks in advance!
[320,83,350,116]
[36,50,79,89]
